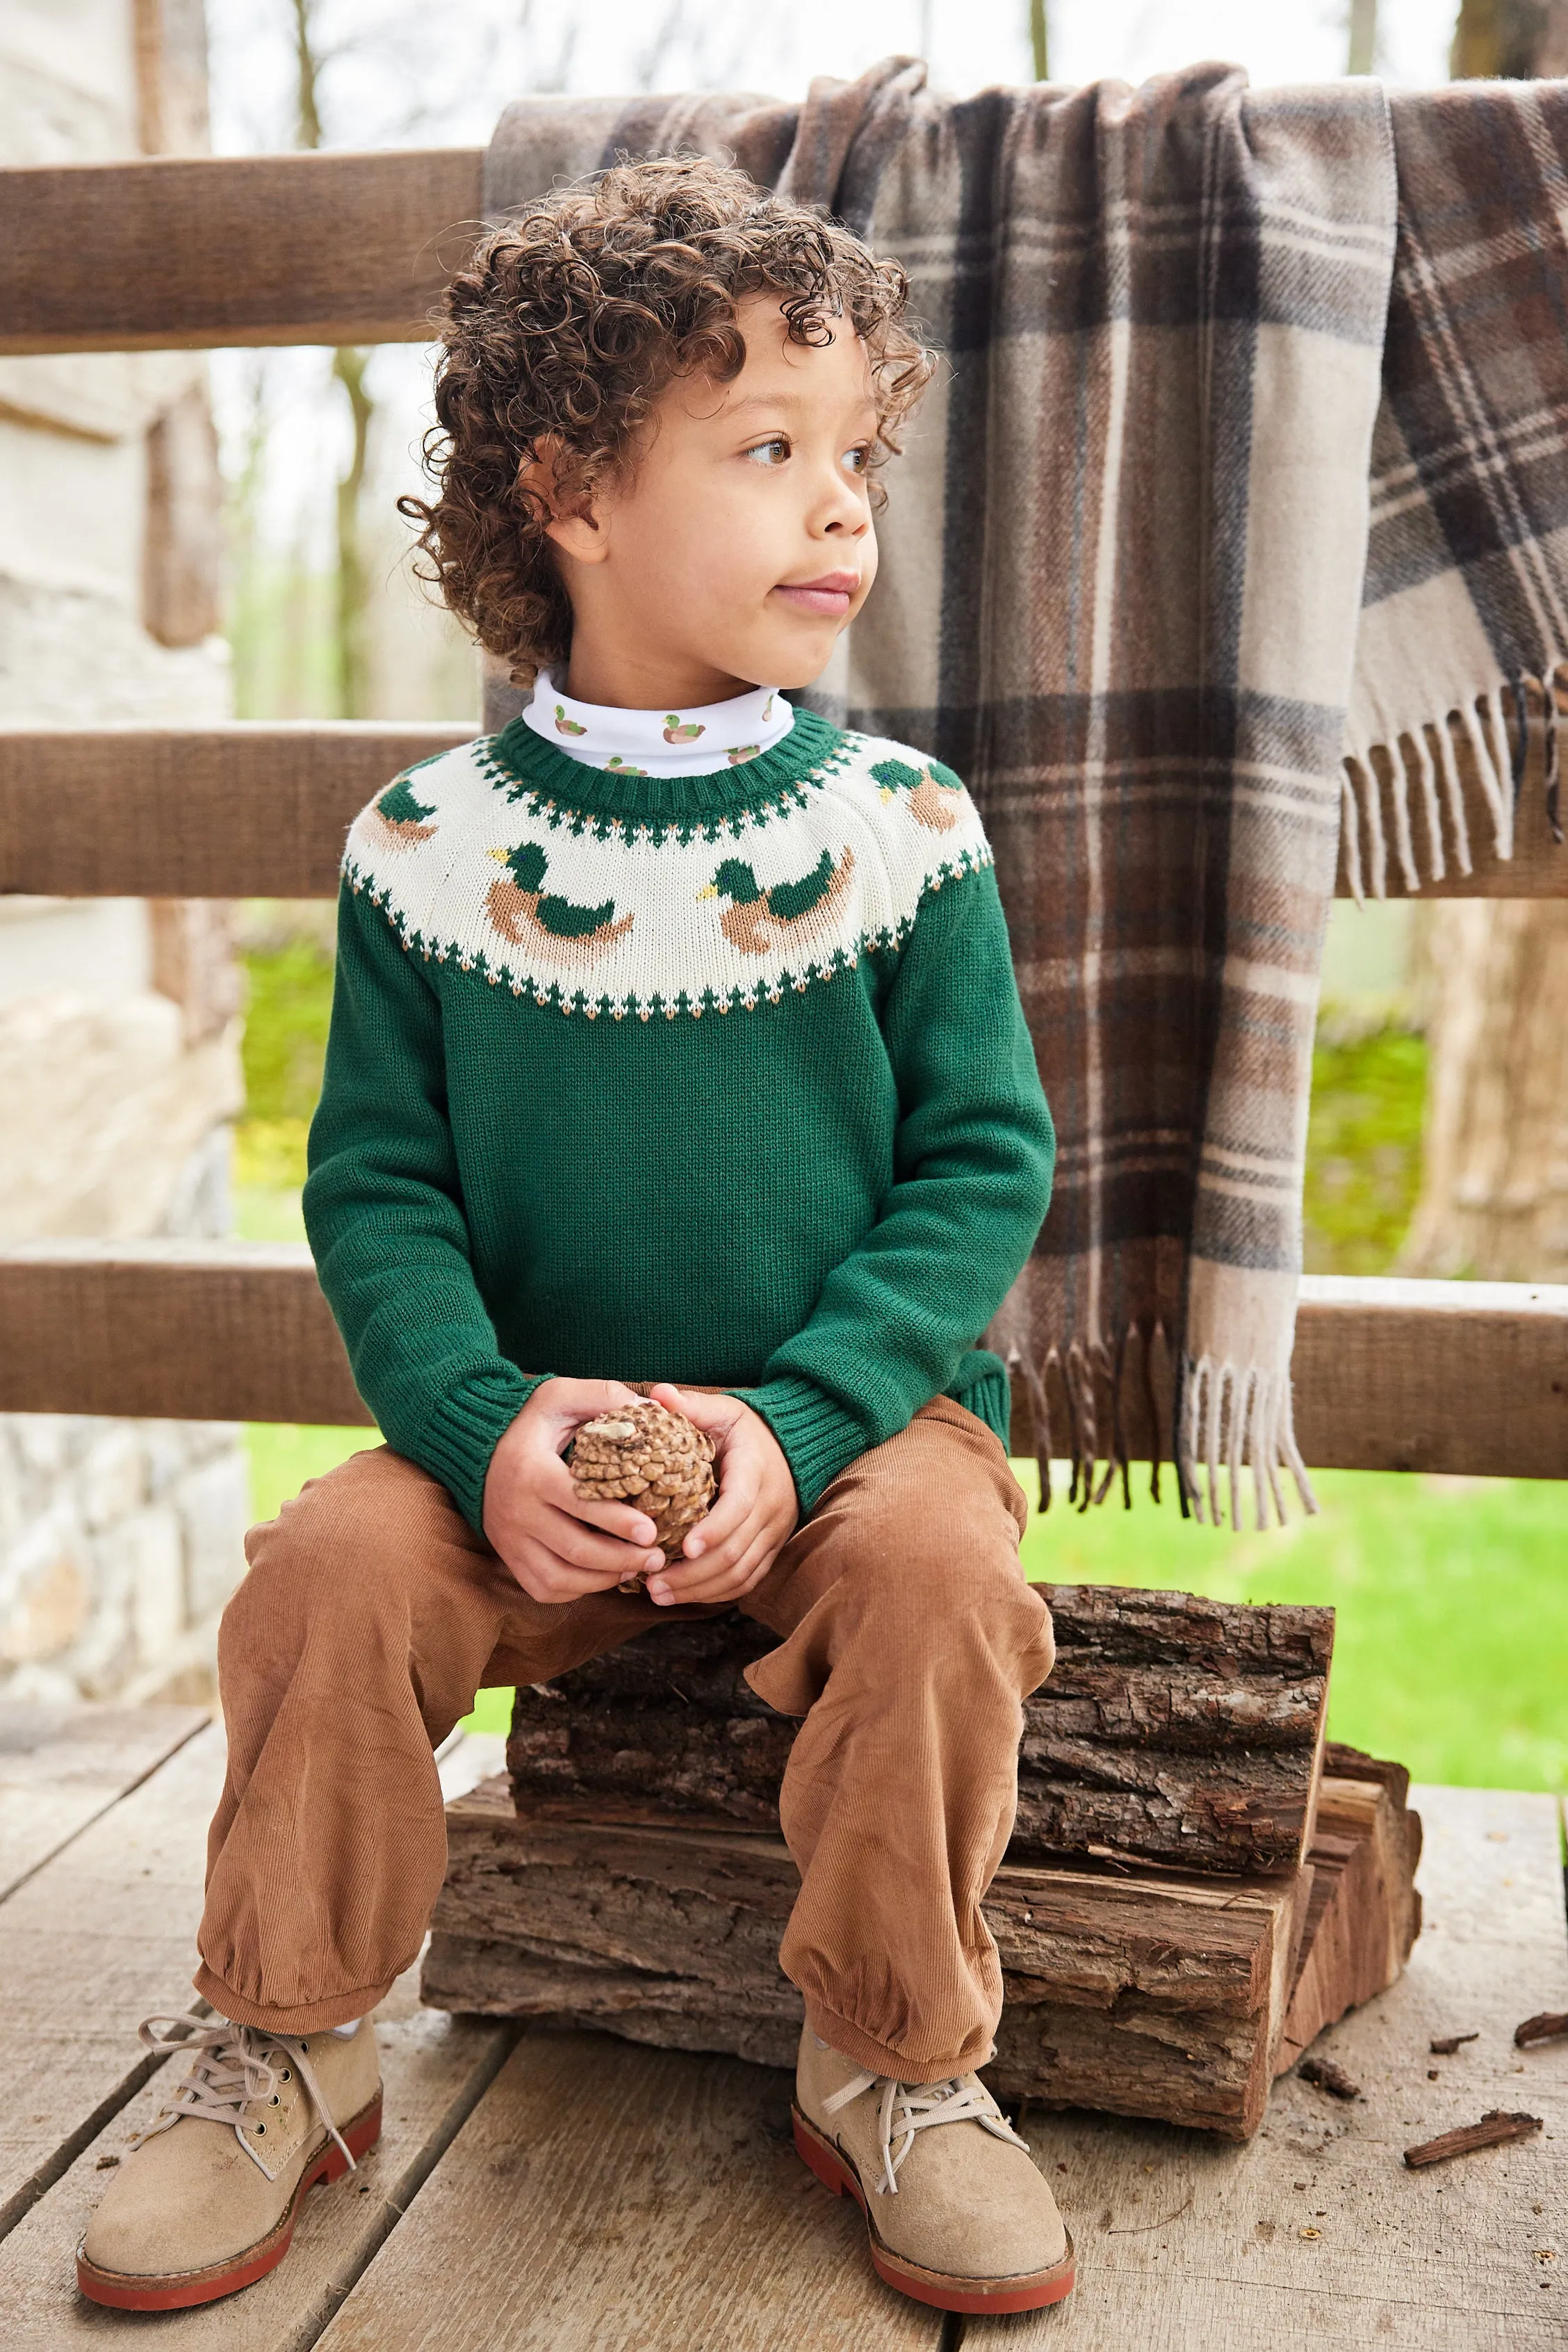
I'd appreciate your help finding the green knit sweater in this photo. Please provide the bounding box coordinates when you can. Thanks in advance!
[304,705,1054,1532]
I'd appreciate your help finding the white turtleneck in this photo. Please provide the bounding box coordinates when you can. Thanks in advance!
[521,668,793,779]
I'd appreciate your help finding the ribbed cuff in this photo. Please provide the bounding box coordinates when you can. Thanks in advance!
[952,1363,1013,1454]
[737,1374,872,1516]
[413,1365,550,1534]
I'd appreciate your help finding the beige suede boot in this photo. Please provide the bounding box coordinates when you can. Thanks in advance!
[793,2029,1075,2314]
[77,2013,382,2311]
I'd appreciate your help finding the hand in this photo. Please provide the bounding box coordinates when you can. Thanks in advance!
[482,1379,668,1605]
[642,1384,799,1606]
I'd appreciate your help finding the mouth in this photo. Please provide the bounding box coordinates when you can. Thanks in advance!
[773,570,860,617]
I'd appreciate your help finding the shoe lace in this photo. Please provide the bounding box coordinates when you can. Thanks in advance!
[822,2068,1030,2198]
[130,2011,355,2185]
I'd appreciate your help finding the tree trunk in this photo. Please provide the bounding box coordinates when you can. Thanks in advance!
[1401,3,1568,1280]
[505,1591,1333,1879]
[1451,0,1568,77]
[1348,0,1379,76]
[291,0,375,721]
[1029,0,1050,82]
[1402,898,1568,1276]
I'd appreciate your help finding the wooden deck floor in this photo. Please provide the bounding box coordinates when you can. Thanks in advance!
[0,1706,1562,2350]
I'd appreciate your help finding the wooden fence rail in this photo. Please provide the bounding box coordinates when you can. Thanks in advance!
[0,152,484,352]
[1,1245,1563,1477]
[2,726,1565,900]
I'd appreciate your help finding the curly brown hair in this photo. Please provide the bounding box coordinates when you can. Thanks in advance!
[400,154,934,684]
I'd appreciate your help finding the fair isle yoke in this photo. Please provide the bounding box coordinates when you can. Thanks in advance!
[343,707,993,1022]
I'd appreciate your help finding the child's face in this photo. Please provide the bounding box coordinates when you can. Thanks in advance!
[548,294,881,706]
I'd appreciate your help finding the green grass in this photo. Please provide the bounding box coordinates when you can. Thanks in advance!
[1302,1024,1428,1276]
[233,936,333,1238]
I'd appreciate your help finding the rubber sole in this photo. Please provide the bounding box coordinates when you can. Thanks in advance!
[792,2105,1076,2315]
[75,2091,384,2312]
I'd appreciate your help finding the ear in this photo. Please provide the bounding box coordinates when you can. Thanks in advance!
[520,433,611,569]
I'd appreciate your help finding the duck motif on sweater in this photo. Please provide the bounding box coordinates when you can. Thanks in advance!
[341,709,990,1019]
[871,755,967,832]
[484,842,635,961]
[700,847,856,955]
[367,773,439,847]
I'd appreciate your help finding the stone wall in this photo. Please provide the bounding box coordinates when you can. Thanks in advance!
[0,0,251,1707]
[0,1416,249,1708]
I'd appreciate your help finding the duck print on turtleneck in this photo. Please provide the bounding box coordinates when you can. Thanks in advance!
[521,669,792,778]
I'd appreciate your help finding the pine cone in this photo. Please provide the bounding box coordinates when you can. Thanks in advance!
[570,1400,717,1592]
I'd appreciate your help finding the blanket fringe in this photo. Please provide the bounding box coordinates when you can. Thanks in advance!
[1342,663,1567,901]
[1175,1354,1316,1531]
[1005,1326,1323,1527]
[1008,1321,1167,1515]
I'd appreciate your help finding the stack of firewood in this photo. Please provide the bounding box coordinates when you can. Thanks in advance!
[423,1585,1422,2140]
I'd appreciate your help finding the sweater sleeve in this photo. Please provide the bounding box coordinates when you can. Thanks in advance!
[303,884,545,1531]
[737,861,1054,1511]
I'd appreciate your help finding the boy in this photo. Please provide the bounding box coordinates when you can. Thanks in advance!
[78,157,1071,2319]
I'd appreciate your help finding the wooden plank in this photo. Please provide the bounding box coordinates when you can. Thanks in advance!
[0,722,1563,901]
[0,1241,373,1425]
[985,1785,1568,2349]
[0,1702,207,1906]
[0,1722,225,2241]
[1291,1276,1568,1478]
[8,1242,1559,1479]
[0,725,472,899]
[0,152,484,353]
[313,2031,941,2352]
[0,1958,517,2349]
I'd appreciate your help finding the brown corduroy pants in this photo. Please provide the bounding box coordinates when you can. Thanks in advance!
[195,1395,1056,2084]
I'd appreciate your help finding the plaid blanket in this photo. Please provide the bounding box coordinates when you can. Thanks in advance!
[1345,85,1568,894]
[484,64,1565,1523]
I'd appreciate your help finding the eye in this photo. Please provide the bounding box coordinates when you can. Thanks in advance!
[744,435,790,467]
[842,443,872,476]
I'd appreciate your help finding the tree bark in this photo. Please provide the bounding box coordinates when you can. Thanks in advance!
[425,1761,1421,2141]
[505,1589,1333,1879]
[1405,2,1568,1281]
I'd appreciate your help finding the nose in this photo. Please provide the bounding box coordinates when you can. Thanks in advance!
[817,473,872,538]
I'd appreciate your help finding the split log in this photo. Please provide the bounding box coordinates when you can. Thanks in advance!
[1273,1743,1424,2075]
[423,1777,1311,2138]
[506,1585,1334,1879]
